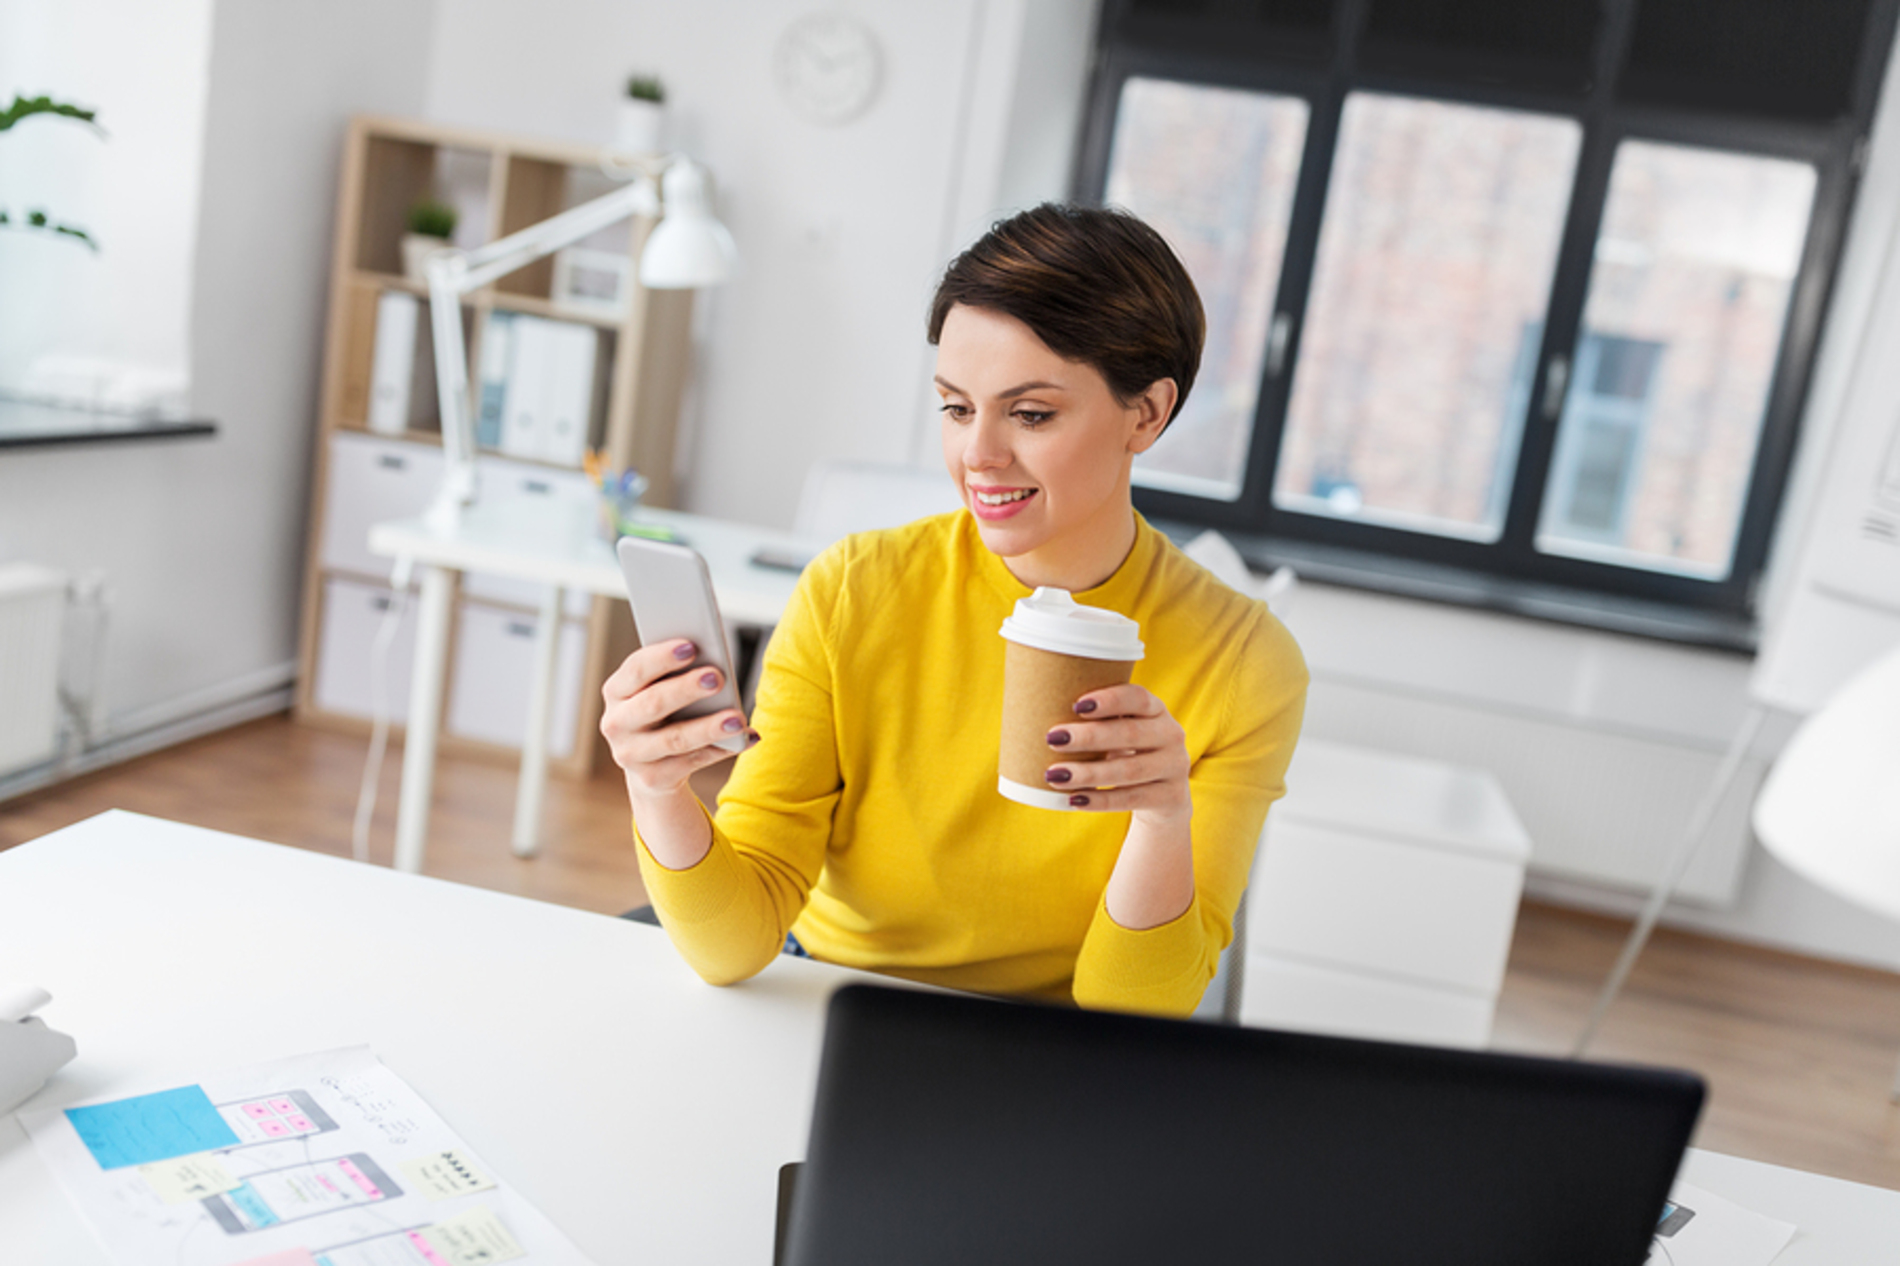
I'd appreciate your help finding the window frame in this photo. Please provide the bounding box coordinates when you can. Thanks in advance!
[1074,0,1896,632]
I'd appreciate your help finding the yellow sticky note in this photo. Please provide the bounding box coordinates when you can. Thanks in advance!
[139,1152,240,1204]
[419,1204,526,1265]
[401,1149,497,1199]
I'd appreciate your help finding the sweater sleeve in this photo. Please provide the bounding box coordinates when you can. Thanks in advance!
[633,546,845,985]
[1070,610,1308,1016]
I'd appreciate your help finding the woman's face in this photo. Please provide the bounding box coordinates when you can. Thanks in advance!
[934,304,1174,588]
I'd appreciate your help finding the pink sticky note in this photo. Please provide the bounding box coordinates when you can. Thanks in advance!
[242,1102,274,1120]
[259,1120,291,1137]
[267,1098,296,1115]
[286,1115,315,1132]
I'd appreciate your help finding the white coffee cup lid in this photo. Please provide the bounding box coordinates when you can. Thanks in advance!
[998,587,1144,661]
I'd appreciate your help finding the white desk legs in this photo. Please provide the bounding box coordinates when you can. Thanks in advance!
[511,586,564,858]
[393,563,455,875]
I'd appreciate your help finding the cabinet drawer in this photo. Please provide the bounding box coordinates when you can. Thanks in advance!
[460,457,598,618]
[1240,952,1494,1049]
[446,602,587,759]
[312,576,417,722]
[320,433,443,578]
[1247,819,1524,994]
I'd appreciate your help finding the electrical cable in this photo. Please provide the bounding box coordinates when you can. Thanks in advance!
[351,558,414,865]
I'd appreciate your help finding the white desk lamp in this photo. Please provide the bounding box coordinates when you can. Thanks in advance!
[419,155,735,531]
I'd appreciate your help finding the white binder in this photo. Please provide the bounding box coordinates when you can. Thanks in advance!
[366,291,419,435]
[474,312,514,450]
[538,321,597,467]
[498,315,550,459]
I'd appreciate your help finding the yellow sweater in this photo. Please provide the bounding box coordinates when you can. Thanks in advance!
[635,511,1308,1015]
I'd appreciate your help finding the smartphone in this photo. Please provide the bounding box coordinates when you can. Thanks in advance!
[202,1153,400,1233]
[616,535,748,753]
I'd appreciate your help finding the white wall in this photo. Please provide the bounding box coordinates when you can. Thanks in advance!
[0,0,436,747]
[425,0,991,529]
[0,0,212,403]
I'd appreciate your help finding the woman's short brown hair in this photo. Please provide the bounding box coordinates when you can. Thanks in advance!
[927,203,1205,427]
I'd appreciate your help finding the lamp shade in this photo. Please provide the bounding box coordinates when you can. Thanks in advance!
[640,159,737,289]
[1753,642,1900,922]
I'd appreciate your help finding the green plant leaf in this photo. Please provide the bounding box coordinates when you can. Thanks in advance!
[0,208,98,250]
[406,197,458,239]
[0,94,101,133]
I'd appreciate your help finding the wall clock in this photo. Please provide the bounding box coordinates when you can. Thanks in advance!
[774,12,883,126]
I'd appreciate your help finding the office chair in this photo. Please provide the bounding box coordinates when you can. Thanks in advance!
[1180,528,1298,1024]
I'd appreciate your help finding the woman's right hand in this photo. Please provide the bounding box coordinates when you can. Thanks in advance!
[600,639,754,802]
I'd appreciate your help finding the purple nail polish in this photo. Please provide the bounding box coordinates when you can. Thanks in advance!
[1047,729,1070,747]
[1045,767,1072,784]
[699,671,719,689]
[722,716,744,733]
[1074,698,1098,715]
[673,641,697,660]
[1069,794,1090,807]
[747,730,762,745]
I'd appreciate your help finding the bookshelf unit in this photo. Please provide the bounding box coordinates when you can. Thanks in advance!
[294,115,695,777]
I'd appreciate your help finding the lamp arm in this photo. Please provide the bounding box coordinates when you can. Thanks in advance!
[455,174,662,292]
[419,170,663,532]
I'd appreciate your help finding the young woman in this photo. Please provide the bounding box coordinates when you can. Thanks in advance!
[600,204,1307,1016]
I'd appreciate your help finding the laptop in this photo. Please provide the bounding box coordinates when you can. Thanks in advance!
[779,984,1703,1266]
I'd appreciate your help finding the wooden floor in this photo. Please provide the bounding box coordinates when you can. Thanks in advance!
[5,713,1899,1190]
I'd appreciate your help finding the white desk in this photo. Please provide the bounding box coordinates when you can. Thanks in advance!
[4,813,1898,1264]
[0,811,850,1265]
[366,497,814,873]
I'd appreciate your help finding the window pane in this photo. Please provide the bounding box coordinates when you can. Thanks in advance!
[1537,141,1816,578]
[1105,76,1310,501]
[1275,93,1581,539]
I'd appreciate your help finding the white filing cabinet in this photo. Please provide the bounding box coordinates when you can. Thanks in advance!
[1240,739,1531,1048]
[306,434,599,762]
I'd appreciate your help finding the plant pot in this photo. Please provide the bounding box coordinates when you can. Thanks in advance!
[402,233,450,284]
[614,98,665,154]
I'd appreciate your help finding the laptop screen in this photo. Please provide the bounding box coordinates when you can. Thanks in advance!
[783,985,1702,1266]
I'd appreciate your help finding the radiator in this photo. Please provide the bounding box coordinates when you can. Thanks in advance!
[0,565,66,778]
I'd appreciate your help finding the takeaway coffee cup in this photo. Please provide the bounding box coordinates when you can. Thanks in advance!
[997,587,1145,811]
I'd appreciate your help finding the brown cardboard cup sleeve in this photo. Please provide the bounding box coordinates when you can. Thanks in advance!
[996,587,1145,812]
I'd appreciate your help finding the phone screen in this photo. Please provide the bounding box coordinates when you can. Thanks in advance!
[216,1089,340,1144]
[203,1153,400,1233]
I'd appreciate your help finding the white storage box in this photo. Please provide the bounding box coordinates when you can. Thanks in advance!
[446,602,587,759]
[312,576,418,723]
[319,433,443,579]
[1241,740,1531,1048]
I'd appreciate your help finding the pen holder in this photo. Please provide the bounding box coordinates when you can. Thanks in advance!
[0,1015,78,1116]
[597,469,651,541]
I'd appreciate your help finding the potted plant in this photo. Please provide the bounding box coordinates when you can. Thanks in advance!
[614,74,666,154]
[401,197,457,283]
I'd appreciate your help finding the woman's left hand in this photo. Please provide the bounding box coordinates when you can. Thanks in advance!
[1043,684,1191,826]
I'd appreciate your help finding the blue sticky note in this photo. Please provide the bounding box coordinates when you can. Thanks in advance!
[64,1085,239,1170]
